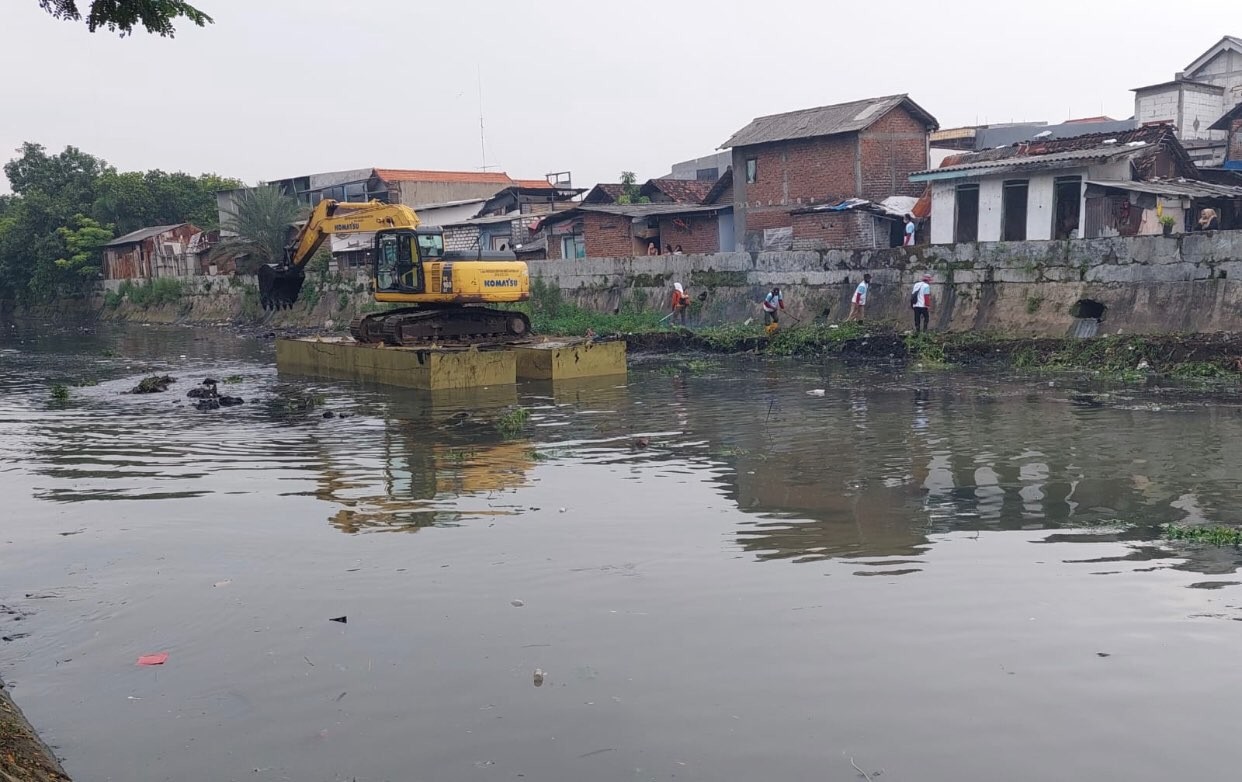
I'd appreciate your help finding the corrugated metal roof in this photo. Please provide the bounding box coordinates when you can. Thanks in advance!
[913,144,1144,177]
[1087,178,1242,198]
[105,224,188,247]
[720,94,937,149]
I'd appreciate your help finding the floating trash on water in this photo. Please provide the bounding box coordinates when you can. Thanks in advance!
[329,616,347,624]
[558,508,567,513]
[807,389,825,397]
[213,579,231,588]
[136,652,168,666]
[533,668,546,687]
[323,411,335,419]
[511,599,525,607]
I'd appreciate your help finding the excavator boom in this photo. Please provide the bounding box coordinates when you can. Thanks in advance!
[260,200,421,309]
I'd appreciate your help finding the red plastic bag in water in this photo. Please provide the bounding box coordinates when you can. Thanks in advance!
[136,652,168,666]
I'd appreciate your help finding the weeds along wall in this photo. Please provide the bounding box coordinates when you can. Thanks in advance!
[527,231,1242,336]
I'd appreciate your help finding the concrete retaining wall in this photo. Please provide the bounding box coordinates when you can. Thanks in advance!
[528,231,1242,335]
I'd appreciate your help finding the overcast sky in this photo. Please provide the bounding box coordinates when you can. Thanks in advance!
[0,0,1235,193]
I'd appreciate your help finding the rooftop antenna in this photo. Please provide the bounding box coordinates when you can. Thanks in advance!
[477,65,498,172]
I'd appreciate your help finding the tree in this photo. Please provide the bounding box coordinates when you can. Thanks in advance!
[94,169,243,234]
[38,0,212,37]
[616,171,649,205]
[48,214,113,289]
[213,186,305,268]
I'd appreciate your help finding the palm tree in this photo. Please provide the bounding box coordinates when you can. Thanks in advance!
[212,185,305,268]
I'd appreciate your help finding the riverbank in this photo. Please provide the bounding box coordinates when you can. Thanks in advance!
[619,322,1242,378]
[1,678,70,781]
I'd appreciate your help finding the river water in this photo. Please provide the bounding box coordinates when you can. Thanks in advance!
[3,322,1242,782]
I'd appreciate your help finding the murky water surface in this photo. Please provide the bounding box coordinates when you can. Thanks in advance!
[3,322,1242,782]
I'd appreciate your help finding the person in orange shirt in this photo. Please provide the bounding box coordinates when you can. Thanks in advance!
[670,282,691,325]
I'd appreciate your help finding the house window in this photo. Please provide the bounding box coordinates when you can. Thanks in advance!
[561,235,585,259]
[1002,180,1029,241]
[1053,176,1082,240]
[954,184,980,243]
[746,157,758,184]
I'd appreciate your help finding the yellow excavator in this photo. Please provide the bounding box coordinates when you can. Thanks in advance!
[259,199,532,346]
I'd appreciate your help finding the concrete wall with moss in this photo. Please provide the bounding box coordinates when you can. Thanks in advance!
[527,231,1242,335]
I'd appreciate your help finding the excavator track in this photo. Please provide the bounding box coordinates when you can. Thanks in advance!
[350,307,531,347]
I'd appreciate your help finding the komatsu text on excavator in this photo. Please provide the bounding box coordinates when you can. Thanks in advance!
[258,199,532,347]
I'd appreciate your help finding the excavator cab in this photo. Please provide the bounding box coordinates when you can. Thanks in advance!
[374,229,444,293]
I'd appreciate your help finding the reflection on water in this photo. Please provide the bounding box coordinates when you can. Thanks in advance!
[5,324,1242,782]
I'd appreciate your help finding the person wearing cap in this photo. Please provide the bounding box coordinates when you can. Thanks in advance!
[670,282,691,325]
[910,274,933,333]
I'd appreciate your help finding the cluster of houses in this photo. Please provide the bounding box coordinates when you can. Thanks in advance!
[103,35,1242,282]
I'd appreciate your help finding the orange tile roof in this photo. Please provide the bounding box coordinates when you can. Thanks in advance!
[373,168,514,185]
[513,178,554,189]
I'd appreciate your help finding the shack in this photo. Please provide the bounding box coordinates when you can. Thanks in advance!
[102,223,204,280]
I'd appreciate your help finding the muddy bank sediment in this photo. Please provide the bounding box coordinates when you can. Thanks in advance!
[1,677,71,781]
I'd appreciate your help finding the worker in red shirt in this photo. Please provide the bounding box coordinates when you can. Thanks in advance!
[670,282,691,325]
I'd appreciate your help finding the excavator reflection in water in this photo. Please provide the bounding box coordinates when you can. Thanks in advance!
[258,199,532,347]
[315,431,536,534]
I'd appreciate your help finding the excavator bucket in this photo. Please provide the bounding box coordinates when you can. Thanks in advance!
[258,264,305,310]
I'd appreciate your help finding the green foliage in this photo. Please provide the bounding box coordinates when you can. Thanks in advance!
[38,0,213,37]
[1170,361,1234,379]
[222,374,243,384]
[212,186,304,268]
[115,277,184,308]
[768,322,866,356]
[904,332,948,366]
[49,383,69,401]
[54,214,113,283]
[1159,214,1177,228]
[615,171,651,205]
[337,292,351,312]
[495,407,530,438]
[1164,523,1242,547]
[0,141,241,303]
[94,170,241,234]
[1025,295,1044,315]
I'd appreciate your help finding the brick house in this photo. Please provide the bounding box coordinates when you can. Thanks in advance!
[535,203,733,259]
[720,94,938,250]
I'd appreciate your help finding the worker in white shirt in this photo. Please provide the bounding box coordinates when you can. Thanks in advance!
[848,274,871,321]
[910,274,933,333]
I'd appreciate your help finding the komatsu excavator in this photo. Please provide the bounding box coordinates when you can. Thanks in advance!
[258,199,532,346]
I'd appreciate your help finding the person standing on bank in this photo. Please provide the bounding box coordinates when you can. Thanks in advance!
[848,274,871,321]
[903,214,917,247]
[910,274,933,333]
[1198,208,1220,231]
[762,287,785,331]
[671,282,691,325]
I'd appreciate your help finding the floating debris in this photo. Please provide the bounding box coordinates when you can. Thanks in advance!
[532,668,546,687]
[136,652,168,666]
[131,375,175,394]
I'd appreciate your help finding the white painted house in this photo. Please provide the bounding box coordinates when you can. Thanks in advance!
[1133,36,1242,166]
[910,125,1200,244]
